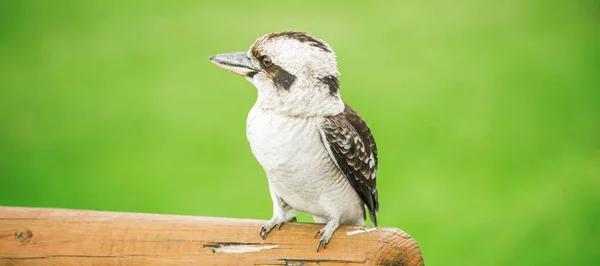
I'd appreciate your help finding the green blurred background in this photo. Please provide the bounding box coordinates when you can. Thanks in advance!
[1,0,598,265]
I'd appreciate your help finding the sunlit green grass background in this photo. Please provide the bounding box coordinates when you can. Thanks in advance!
[1,1,598,265]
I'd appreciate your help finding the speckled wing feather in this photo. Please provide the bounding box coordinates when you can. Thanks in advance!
[320,103,379,225]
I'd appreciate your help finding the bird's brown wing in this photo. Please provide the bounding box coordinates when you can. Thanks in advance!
[320,103,379,225]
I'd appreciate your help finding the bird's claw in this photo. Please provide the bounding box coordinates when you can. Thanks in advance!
[314,229,324,238]
[314,228,328,251]
[316,237,328,252]
[261,217,296,239]
[260,226,269,240]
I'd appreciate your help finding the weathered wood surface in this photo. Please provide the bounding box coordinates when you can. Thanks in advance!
[0,207,424,266]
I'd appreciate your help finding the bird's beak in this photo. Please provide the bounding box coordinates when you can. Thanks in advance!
[208,52,258,77]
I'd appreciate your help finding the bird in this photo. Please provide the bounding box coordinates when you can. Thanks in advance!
[208,31,378,252]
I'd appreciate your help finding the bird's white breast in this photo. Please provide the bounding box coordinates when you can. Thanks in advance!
[246,105,363,222]
[247,107,329,173]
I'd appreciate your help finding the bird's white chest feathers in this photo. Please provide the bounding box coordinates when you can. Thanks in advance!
[246,105,363,222]
[247,107,329,173]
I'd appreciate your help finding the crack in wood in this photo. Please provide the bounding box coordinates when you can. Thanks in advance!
[0,255,152,260]
[202,241,280,254]
[281,258,364,265]
[202,241,278,248]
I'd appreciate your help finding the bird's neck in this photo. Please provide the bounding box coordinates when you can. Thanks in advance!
[254,85,344,118]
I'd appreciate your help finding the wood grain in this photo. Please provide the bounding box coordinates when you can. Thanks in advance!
[0,207,424,266]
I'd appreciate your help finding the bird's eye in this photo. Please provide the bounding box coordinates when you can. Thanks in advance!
[262,56,272,68]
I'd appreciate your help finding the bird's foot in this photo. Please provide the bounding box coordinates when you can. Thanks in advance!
[277,216,297,230]
[314,228,329,251]
[317,237,328,251]
[260,221,276,239]
[313,219,340,252]
[260,216,297,239]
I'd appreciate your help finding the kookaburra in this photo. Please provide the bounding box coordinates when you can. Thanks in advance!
[209,31,378,251]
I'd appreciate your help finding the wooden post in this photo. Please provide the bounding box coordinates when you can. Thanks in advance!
[0,207,424,266]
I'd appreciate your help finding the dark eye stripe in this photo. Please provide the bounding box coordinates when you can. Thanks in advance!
[253,53,296,90]
[271,65,296,90]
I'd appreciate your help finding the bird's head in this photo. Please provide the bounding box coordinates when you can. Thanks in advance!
[209,31,344,117]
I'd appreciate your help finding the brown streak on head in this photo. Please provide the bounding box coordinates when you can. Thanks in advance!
[266,31,331,53]
[250,31,331,60]
[250,43,261,60]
